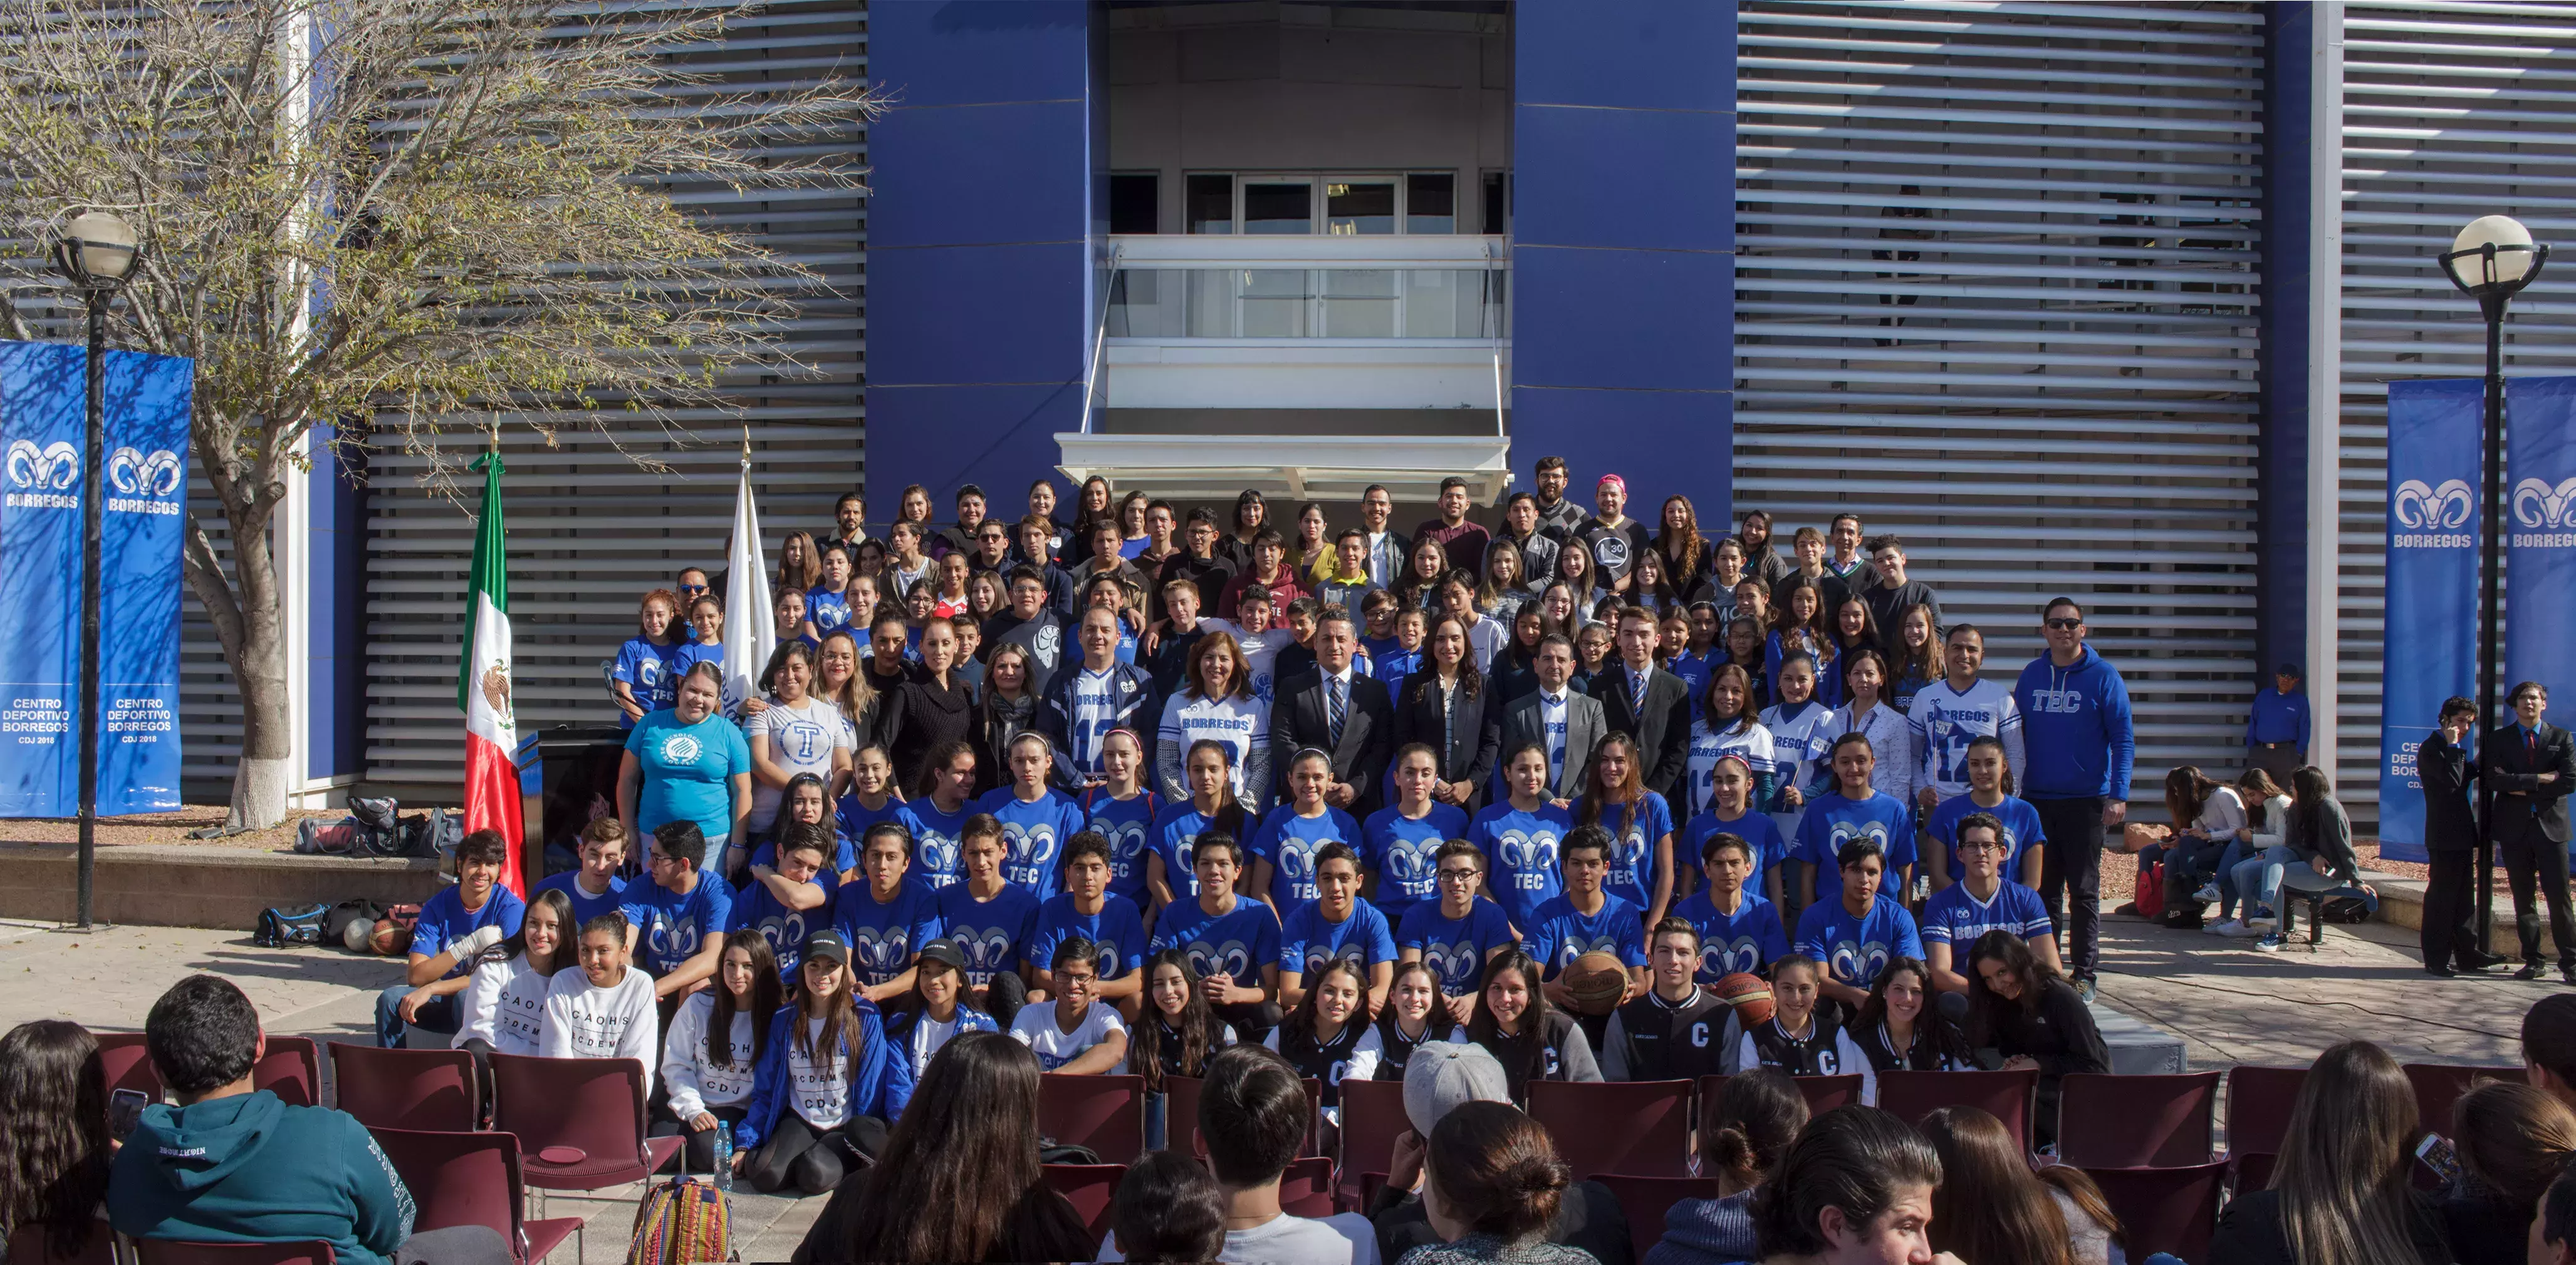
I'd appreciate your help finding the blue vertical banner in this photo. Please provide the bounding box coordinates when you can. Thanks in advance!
[2379,377,2486,862]
[2508,377,2576,758]
[0,340,189,816]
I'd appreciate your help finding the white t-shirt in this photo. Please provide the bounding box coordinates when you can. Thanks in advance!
[1098,1212,1381,1265]
[1009,1001,1129,1073]
[453,954,551,1056]
[749,695,852,829]
[788,1015,853,1129]
[1203,618,1289,704]
[661,991,759,1117]
[538,966,659,1086]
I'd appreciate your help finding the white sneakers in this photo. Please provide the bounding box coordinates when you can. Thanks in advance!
[2206,919,2266,939]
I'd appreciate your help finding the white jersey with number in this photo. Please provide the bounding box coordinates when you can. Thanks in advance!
[1907,679,2026,803]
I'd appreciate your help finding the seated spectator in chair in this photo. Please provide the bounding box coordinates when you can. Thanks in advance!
[1644,1068,1807,1265]
[655,930,784,1175]
[1112,1151,1229,1265]
[1964,930,2105,1148]
[540,912,660,1083]
[0,1020,113,1265]
[1364,1041,1630,1265]
[1009,939,1131,1073]
[109,976,513,1265]
[1406,1101,1591,1265]
[535,816,630,925]
[2535,1165,2576,1265]
[1263,959,1380,1150]
[1733,952,1847,1078]
[1919,813,2057,1002]
[734,931,911,1196]
[621,820,735,1007]
[375,828,525,1048]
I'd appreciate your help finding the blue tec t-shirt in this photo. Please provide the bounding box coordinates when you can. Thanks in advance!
[1247,804,1363,912]
[1793,790,1919,873]
[533,872,626,932]
[1926,794,2048,877]
[612,637,680,727]
[1081,788,1162,905]
[726,869,838,981]
[751,831,857,877]
[1149,896,1283,991]
[1396,897,1516,996]
[410,885,526,977]
[1278,900,1399,980]
[831,881,944,988]
[1372,648,1424,687]
[1671,890,1791,983]
[835,794,906,858]
[1149,802,1236,902]
[976,786,1087,900]
[1026,893,1150,981]
[669,640,725,682]
[1919,879,2055,951]
[806,586,852,635]
[1680,809,1789,886]
[1362,802,1469,927]
[1572,792,1676,912]
[620,874,736,977]
[895,800,973,892]
[932,882,1041,988]
[1794,895,1925,991]
[1468,801,1573,933]
[625,710,753,843]
[1525,893,1647,981]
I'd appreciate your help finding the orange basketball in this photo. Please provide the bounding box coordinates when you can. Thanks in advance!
[1714,972,1775,1026]
[1565,950,1630,1015]
[369,919,412,957]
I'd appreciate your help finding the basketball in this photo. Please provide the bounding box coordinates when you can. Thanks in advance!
[1565,950,1630,1015]
[343,916,375,954]
[369,919,411,957]
[1713,972,1775,1026]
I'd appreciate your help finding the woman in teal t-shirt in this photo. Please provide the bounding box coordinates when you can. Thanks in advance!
[621,661,754,873]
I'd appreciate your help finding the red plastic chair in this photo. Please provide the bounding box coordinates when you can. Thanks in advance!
[2234,1151,2278,1194]
[2079,1161,2228,1261]
[1337,1078,1410,1209]
[328,1043,477,1132]
[1526,1080,1693,1178]
[1040,1163,1126,1243]
[1358,1171,1389,1212]
[1874,1069,2039,1150]
[1162,1076,1204,1155]
[133,1243,336,1265]
[369,1128,580,1264]
[2404,1063,2520,1138]
[1595,1174,1721,1263]
[1300,1077,1325,1158]
[2223,1065,2306,1158]
[487,1053,681,1262]
[96,1031,161,1099]
[1795,1073,1865,1115]
[5,1221,114,1265]
[1038,1073,1147,1165]
[2057,1071,2219,1169]
[1279,1156,1335,1217]
[253,1036,323,1108]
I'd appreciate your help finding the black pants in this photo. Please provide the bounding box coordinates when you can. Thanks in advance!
[2501,822,2576,967]
[2422,846,2484,970]
[978,971,1030,1029]
[651,1102,752,1175]
[744,1113,890,1197]
[1216,999,1283,1046]
[2033,796,2104,981]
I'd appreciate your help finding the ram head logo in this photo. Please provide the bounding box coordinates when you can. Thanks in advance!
[6,439,78,490]
[2393,479,2476,530]
[107,447,182,496]
[2515,477,2576,531]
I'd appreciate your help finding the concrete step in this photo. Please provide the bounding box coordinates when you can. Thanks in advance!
[2093,1000,2188,1075]
[0,842,446,931]
[2371,874,2562,959]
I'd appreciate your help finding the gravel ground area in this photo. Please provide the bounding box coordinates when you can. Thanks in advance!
[0,807,339,851]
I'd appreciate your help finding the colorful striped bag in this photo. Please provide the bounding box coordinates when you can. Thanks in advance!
[624,1175,733,1265]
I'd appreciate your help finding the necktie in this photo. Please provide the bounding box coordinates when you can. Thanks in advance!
[1329,675,1348,747]
[1630,669,1648,718]
[2532,729,2540,757]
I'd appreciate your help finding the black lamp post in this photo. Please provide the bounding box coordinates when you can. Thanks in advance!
[48,210,140,933]
[2439,213,2548,954]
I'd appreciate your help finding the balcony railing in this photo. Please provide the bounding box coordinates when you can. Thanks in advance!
[1101,234,1510,342]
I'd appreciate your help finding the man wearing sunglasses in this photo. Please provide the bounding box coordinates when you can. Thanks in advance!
[2011,598,2134,1002]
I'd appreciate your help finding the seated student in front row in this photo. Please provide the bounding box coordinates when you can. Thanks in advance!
[1265,959,1382,1149]
[932,813,1040,1027]
[454,888,576,1059]
[1451,949,1602,1107]
[1734,952,1846,1077]
[1919,811,2059,1002]
[1525,826,1647,1024]
[1924,734,2047,892]
[1370,962,1447,1084]
[734,930,912,1196]
[1396,840,1516,1029]
[1601,917,1732,1083]
[1965,929,2107,1148]
[1671,830,1791,986]
[535,816,629,926]
[622,821,734,1013]
[884,939,996,1081]
[833,822,942,1007]
[377,828,526,1048]
[540,912,660,1085]
[1147,830,1284,1040]
[728,821,838,984]
[1009,938,1132,1074]
[1280,841,1399,1014]
[1026,831,1149,1020]
[1794,837,1924,1017]
[1834,956,1971,1108]
[656,930,783,1174]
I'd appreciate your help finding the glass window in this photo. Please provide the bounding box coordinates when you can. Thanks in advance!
[1406,174,1456,235]
[1244,182,1314,235]
[1110,174,1159,235]
[1237,269,1311,335]
[1482,171,1510,235]
[1319,269,1398,335]
[1186,174,1234,235]
[1325,181,1396,235]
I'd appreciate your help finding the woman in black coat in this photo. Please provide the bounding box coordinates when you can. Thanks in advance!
[1394,614,1499,814]
[881,619,977,791]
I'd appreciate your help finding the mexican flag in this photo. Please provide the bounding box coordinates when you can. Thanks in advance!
[459,452,524,893]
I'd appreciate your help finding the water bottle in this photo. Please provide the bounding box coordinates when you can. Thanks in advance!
[713,1128,734,1192]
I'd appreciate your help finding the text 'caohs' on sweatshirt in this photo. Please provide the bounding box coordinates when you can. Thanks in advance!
[540,964,660,1086]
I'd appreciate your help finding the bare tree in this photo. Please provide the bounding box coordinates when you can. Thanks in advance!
[0,0,878,828]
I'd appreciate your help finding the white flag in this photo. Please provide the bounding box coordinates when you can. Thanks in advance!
[721,456,774,715]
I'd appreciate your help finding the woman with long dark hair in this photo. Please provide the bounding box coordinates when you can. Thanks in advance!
[1263,959,1379,1151]
[2208,1040,2449,1265]
[1885,604,1942,712]
[1917,1105,2078,1265]
[1644,1068,1807,1265]
[1684,665,1776,821]
[1966,931,2106,1148]
[1456,949,1600,1105]
[776,529,822,598]
[1654,494,1708,596]
[1764,578,1836,710]
[1397,536,1452,613]
[655,930,785,1174]
[1749,1105,1943,1263]
[1575,733,1676,925]
[811,628,880,755]
[0,1021,109,1263]
[1737,509,1787,590]
[454,887,576,1057]
[795,1031,1092,1264]
[2443,1080,2576,1261]
[1130,949,1234,1151]
[1477,544,1533,628]
[2236,765,2370,953]
[1398,615,1498,811]
[1836,957,1969,1105]
[735,934,910,1196]
[1153,631,1270,808]
[885,945,998,1080]
[1372,961,1446,1082]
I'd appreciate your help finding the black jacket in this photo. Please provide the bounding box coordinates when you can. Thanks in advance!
[2484,721,2575,844]
[2419,729,2478,853]
[1980,979,2109,1083]
[2208,1187,2449,1265]
[882,675,976,793]
[1392,670,1499,801]
[1154,552,1236,619]
[1598,662,1692,801]
[1269,667,1398,814]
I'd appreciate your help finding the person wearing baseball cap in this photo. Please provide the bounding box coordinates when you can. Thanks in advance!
[733,929,912,1196]
[1363,1041,1632,1264]
[2245,660,2310,784]
[884,937,999,1080]
[1575,474,1652,596]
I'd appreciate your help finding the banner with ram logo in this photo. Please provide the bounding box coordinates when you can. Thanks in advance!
[2379,377,2485,862]
[2509,378,2576,813]
[0,340,188,816]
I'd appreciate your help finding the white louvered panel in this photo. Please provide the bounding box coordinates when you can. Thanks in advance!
[2337,3,2576,826]
[1736,1,2265,808]
[359,0,868,793]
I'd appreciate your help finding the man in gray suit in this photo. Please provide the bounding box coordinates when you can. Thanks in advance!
[1484,633,1605,802]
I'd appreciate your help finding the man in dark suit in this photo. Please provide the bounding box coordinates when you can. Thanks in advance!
[2487,680,2576,982]
[1599,606,1691,801]
[2419,695,2501,977]
[1268,610,1396,815]
[1484,634,1607,802]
